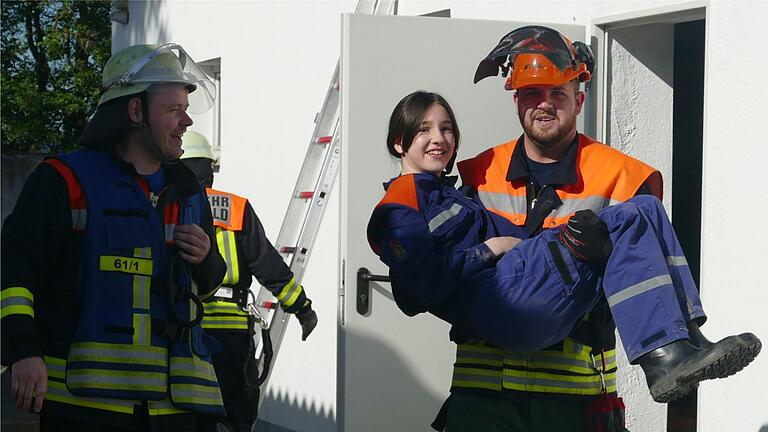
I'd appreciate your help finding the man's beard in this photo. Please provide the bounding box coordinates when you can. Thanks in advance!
[522,112,577,149]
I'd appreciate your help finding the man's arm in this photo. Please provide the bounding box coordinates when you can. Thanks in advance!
[240,202,317,339]
[1,163,71,412]
[241,202,308,312]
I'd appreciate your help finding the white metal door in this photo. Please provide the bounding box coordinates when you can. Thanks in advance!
[339,14,585,431]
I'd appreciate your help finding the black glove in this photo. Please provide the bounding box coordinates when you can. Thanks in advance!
[295,302,318,341]
[558,209,613,262]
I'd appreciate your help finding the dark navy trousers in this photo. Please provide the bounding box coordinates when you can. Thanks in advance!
[462,195,705,361]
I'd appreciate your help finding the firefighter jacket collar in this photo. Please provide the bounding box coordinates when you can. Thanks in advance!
[506,133,580,185]
[383,173,458,191]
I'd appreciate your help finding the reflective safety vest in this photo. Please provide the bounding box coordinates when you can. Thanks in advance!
[456,135,659,396]
[45,150,224,415]
[203,188,250,331]
[203,188,307,331]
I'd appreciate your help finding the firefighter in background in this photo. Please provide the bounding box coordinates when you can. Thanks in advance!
[180,131,318,432]
[1,44,226,431]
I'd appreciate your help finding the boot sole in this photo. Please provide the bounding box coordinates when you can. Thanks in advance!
[651,335,762,403]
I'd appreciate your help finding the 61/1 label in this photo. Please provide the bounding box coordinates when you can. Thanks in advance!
[99,255,153,276]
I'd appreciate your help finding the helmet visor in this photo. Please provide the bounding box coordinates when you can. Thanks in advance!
[474,26,575,84]
[102,43,216,114]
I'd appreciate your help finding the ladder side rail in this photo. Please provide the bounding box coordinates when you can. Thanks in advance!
[255,124,341,401]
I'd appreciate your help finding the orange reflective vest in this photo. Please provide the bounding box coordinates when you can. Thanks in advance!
[454,134,661,396]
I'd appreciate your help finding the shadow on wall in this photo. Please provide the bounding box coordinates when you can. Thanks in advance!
[257,324,447,432]
[759,425,768,432]
[112,0,171,50]
[338,325,447,432]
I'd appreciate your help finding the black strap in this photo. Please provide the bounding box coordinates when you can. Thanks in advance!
[524,184,562,235]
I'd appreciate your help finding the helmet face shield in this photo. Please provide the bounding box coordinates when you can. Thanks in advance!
[474,26,593,90]
[101,43,216,114]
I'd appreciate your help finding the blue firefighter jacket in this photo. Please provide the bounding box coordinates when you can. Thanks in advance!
[367,173,527,329]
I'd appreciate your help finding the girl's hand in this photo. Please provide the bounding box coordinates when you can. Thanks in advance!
[484,236,522,257]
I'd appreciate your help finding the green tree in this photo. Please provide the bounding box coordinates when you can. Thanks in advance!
[1,1,111,154]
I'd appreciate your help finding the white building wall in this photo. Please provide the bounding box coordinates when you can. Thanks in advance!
[112,1,768,431]
[698,2,768,431]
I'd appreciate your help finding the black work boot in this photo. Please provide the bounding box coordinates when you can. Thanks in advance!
[686,321,762,373]
[638,334,762,403]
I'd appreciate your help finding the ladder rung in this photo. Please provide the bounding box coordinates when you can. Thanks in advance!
[261,301,277,309]
[279,246,296,254]
[316,136,332,144]
[297,191,314,199]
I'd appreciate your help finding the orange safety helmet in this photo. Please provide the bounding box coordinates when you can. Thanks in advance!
[474,26,595,90]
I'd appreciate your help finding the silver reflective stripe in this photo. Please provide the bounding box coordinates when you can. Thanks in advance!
[477,191,527,216]
[203,303,244,315]
[1,297,33,309]
[505,353,594,369]
[169,385,222,400]
[548,195,620,219]
[503,375,615,390]
[134,276,150,309]
[607,274,673,308]
[134,314,150,345]
[477,191,620,218]
[666,255,688,266]
[69,346,166,363]
[67,372,166,387]
[453,373,502,385]
[46,360,65,375]
[71,209,87,230]
[279,281,301,304]
[165,224,175,243]
[172,361,214,378]
[428,203,463,233]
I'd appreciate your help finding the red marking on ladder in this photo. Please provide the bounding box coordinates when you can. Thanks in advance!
[261,301,277,309]
[297,191,314,199]
[317,136,332,144]
[279,246,296,254]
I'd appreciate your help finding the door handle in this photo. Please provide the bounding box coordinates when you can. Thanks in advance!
[357,267,391,315]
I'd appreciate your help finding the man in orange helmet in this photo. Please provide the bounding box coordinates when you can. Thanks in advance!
[436,25,750,431]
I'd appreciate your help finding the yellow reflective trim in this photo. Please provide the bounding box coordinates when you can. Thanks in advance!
[133,314,151,345]
[1,287,34,301]
[1,305,34,319]
[276,278,296,301]
[455,356,503,367]
[68,342,167,366]
[203,301,249,316]
[216,228,240,285]
[99,255,153,276]
[170,357,216,379]
[284,284,303,307]
[133,247,152,259]
[132,275,150,309]
[148,398,189,416]
[47,381,136,414]
[224,230,239,284]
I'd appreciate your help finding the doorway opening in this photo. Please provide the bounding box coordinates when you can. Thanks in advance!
[598,6,706,432]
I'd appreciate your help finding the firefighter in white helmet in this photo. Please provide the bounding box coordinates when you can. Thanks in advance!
[180,131,318,432]
[2,43,226,431]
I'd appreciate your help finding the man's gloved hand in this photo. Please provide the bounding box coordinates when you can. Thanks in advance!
[558,209,613,262]
[296,302,318,341]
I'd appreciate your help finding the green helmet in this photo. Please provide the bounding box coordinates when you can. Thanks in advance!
[99,43,216,114]
[181,131,216,160]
